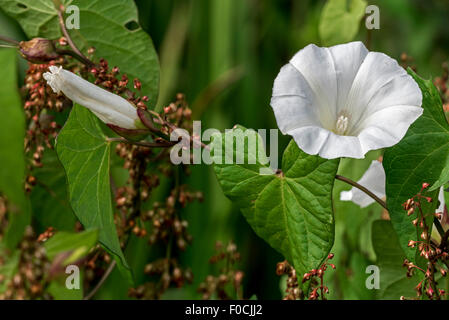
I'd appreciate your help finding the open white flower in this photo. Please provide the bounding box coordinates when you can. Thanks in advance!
[340,160,446,213]
[271,42,423,159]
[43,66,142,130]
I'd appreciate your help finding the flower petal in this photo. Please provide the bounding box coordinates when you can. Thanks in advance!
[271,64,321,132]
[438,187,446,214]
[289,44,338,129]
[357,105,423,154]
[344,52,422,131]
[288,126,364,159]
[44,66,140,129]
[328,41,369,115]
[340,160,386,208]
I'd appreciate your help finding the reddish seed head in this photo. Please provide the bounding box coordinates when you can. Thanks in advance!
[302,273,310,283]
[427,287,434,298]
[327,253,334,260]
[58,37,68,46]
[422,182,430,189]
[133,78,142,90]
[276,262,286,275]
[421,231,428,240]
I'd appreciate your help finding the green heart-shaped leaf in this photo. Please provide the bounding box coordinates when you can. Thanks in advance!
[56,105,132,283]
[383,69,449,263]
[212,127,339,282]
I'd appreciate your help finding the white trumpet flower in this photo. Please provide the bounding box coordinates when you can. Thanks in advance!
[340,160,386,208]
[43,66,142,130]
[340,160,446,212]
[271,42,423,159]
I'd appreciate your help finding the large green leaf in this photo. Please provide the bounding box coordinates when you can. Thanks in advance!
[45,229,98,263]
[372,220,421,299]
[0,49,30,249]
[56,104,131,282]
[31,149,77,233]
[0,0,160,107]
[319,0,367,46]
[212,127,339,283]
[383,70,449,262]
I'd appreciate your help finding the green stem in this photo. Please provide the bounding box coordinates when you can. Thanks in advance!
[0,35,19,45]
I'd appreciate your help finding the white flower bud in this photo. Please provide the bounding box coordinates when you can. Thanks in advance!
[43,66,143,130]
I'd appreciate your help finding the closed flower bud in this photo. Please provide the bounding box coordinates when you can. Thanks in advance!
[43,66,146,131]
[19,38,59,63]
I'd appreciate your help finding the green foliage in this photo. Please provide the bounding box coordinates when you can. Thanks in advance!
[30,149,77,233]
[383,70,449,263]
[1,0,448,301]
[0,0,160,106]
[0,49,30,249]
[319,0,367,46]
[212,127,339,285]
[47,280,83,300]
[44,229,98,263]
[372,220,420,299]
[56,105,131,282]
[0,244,20,293]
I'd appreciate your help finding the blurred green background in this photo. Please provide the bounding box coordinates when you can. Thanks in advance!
[2,0,449,299]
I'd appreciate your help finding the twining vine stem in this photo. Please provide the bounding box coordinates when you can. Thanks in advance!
[56,6,95,67]
[335,174,387,210]
[106,137,176,148]
[83,260,116,300]
[0,35,19,46]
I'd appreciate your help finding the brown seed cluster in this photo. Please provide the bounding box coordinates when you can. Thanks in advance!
[0,227,50,300]
[301,253,335,300]
[23,60,71,189]
[402,183,448,300]
[434,62,449,110]
[89,58,149,110]
[15,42,204,300]
[197,242,244,300]
[400,52,417,72]
[37,227,55,242]
[276,260,302,300]
[128,258,193,299]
